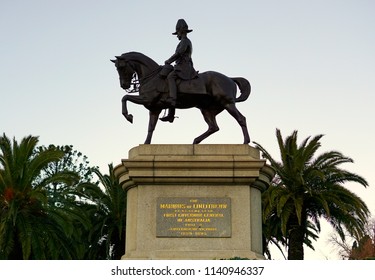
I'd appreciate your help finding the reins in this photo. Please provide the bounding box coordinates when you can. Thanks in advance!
[139,65,163,84]
[126,65,162,93]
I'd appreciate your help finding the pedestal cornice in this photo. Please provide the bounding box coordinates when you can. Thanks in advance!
[114,144,272,191]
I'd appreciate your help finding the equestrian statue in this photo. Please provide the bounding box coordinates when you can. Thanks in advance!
[111,19,251,144]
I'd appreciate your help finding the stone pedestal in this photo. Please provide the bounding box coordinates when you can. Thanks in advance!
[114,144,274,260]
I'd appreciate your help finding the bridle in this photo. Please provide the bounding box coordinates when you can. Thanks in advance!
[119,60,162,93]
[125,73,140,93]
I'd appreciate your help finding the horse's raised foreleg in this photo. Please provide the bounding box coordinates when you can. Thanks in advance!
[145,109,162,144]
[225,103,250,144]
[121,95,146,123]
[193,109,220,144]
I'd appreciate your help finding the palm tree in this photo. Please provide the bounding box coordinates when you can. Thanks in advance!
[77,164,126,259]
[255,129,369,260]
[0,134,82,259]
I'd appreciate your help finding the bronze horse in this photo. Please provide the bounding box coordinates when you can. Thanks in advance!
[111,52,251,144]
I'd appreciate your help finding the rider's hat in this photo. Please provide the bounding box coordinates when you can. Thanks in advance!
[172,19,193,35]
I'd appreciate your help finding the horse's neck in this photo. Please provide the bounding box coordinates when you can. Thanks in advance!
[136,64,151,80]
[133,54,159,80]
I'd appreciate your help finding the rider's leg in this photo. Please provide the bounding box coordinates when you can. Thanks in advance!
[167,71,177,105]
[160,72,177,122]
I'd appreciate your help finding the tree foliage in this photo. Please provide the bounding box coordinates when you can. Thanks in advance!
[0,133,128,259]
[76,164,127,259]
[34,145,94,206]
[255,129,370,260]
[0,134,86,259]
[330,217,375,260]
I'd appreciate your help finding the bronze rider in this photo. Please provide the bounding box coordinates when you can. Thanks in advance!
[160,19,197,122]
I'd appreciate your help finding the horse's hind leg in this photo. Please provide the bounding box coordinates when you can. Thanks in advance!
[193,109,220,144]
[225,103,250,144]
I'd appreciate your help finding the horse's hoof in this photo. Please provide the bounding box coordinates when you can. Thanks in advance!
[193,138,201,144]
[125,114,133,123]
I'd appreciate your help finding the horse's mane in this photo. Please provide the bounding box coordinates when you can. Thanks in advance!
[120,51,159,69]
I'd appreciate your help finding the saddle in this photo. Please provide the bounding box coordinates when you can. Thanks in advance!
[157,65,207,94]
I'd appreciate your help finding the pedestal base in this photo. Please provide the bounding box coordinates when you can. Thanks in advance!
[114,145,274,260]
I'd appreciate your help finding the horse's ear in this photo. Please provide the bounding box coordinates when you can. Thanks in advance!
[110,59,116,63]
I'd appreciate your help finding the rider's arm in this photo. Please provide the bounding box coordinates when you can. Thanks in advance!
[165,38,189,64]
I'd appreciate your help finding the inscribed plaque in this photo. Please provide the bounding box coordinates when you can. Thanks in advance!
[156,197,231,237]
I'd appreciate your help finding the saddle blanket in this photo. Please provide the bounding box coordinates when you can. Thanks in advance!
[157,76,207,94]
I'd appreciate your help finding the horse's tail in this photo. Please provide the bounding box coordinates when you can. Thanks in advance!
[232,77,251,103]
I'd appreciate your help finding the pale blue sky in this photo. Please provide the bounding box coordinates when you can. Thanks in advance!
[1,0,374,259]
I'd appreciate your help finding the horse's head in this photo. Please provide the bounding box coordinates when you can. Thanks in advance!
[111,55,135,91]
[111,52,159,92]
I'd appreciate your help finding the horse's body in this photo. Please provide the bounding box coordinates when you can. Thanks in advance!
[112,52,251,144]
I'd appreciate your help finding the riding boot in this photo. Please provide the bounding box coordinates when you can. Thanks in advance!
[160,108,175,123]
[167,76,177,107]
